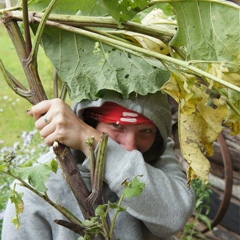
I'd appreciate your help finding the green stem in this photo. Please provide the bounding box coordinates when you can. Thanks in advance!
[10,11,174,43]
[6,171,83,226]
[0,6,21,14]
[86,136,96,187]
[87,133,109,206]
[22,0,32,55]
[109,194,125,238]
[30,0,60,62]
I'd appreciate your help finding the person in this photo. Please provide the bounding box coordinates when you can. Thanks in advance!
[2,90,195,240]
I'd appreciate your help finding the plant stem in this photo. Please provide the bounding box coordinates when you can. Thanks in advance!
[86,136,96,187]
[53,141,95,220]
[109,194,125,238]
[9,11,175,43]
[1,16,48,104]
[6,171,83,227]
[22,0,32,55]
[30,0,59,62]
[87,133,109,207]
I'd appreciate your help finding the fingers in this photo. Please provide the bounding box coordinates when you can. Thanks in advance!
[27,99,100,152]
[28,100,53,120]
[39,121,55,146]
[28,99,75,147]
[35,114,52,131]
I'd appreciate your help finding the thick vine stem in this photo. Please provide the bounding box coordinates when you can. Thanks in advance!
[88,133,108,205]
[54,220,86,236]
[53,141,95,220]
[2,13,48,104]
[87,132,108,207]
[8,10,175,44]
[86,136,96,187]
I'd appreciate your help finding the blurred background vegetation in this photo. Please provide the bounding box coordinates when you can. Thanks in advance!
[0,22,54,147]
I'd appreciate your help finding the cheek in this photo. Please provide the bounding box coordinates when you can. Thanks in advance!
[96,123,119,141]
[138,137,155,153]
[137,130,158,153]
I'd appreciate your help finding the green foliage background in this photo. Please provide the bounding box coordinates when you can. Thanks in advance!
[0,24,53,146]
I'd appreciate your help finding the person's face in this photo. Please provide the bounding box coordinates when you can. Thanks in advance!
[96,122,158,153]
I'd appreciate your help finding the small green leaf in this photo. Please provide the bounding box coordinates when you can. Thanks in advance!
[95,204,108,218]
[101,0,150,24]
[123,176,145,198]
[108,202,127,212]
[21,159,36,167]
[9,189,24,229]
[78,237,85,240]
[48,159,59,173]
[198,214,212,230]
[0,162,8,172]
[82,218,97,227]
[108,202,118,209]
[16,164,53,192]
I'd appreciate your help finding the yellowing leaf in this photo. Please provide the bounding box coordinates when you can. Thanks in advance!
[119,8,178,55]
[197,100,227,155]
[178,97,228,182]
[225,89,240,135]
[205,63,240,135]
[179,112,210,184]
[141,8,177,32]
[207,63,240,87]
[123,31,169,55]
[162,71,203,115]
[162,70,230,182]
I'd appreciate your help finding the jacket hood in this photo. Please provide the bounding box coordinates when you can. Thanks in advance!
[73,91,172,158]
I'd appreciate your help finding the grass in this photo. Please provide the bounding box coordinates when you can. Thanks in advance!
[0,23,54,147]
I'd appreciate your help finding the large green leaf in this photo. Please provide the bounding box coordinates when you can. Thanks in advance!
[100,0,150,23]
[41,27,170,101]
[28,0,108,16]
[170,1,240,62]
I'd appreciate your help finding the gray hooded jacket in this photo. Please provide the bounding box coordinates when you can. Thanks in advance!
[2,91,195,240]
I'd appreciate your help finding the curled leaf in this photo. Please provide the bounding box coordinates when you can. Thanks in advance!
[122,31,169,55]
[9,189,24,229]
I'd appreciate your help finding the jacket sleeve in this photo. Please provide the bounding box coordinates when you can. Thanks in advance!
[82,137,196,238]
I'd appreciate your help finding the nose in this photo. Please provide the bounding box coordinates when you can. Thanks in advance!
[119,132,137,151]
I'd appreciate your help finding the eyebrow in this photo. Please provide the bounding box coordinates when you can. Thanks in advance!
[140,126,158,131]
